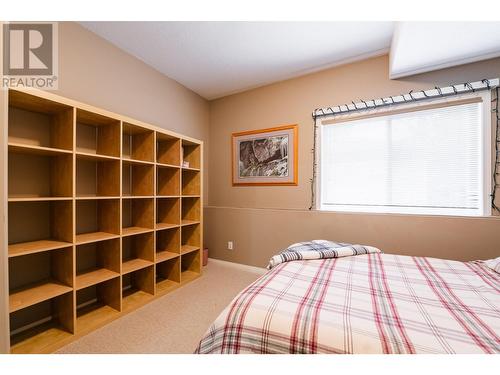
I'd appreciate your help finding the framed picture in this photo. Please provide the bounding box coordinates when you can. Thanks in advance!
[232,124,298,186]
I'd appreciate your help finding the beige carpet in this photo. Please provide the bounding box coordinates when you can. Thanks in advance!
[57,259,265,354]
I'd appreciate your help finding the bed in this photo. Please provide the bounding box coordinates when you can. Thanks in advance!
[195,241,500,354]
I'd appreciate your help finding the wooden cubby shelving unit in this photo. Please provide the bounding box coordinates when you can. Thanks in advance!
[6,89,203,354]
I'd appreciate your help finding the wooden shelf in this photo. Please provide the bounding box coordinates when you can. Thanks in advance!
[122,226,153,237]
[182,142,201,170]
[75,269,120,290]
[156,256,180,293]
[122,157,154,165]
[122,232,154,275]
[157,162,180,169]
[156,223,179,230]
[7,89,203,353]
[182,166,200,171]
[122,289,153,312]
[77,303,120,335]
[75,151,120,161]
[123,162,154,196]
[76,196,121,200]
[8,142,72,156]
[157,133,181,166]
[181,219,199,226]
[75,231,119,245]
[156,251,179,263]
[8,91,73,153]
[157,167,180,196]
[122,198,154,234]
[76,157,120,197]
[181,270,200,284]
[10,322,73,354]
[122,258,154,274]
[76,199,120,243]
[181,223,201,255]
[76,109,120,158]
[8,196,72,202]
[157,197,180,228]
[8,200,73,248]
[181,169,201,196]
[156,279,180,294]
[9,149,73,198]
[122,122,155,163]
[9,280,72,313]
[181,245,200,255]
[122,265,154,310]
[122,195,154,199]
[8,240,72,258]
[181,248,201,279]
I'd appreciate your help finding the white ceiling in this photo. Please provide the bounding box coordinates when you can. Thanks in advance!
[80,22,500,100]
[390,22,500,78]
[80,22,394,99]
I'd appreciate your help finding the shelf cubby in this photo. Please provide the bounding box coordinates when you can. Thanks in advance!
[76,155,120,197]
[181,250,201,284]
[9,247,73,313]
[181,223,201,255]
[122,122,154,162]
[122,161,154,197]
[76,199,120,244]
[76,109,120,158]
[157,165,180,196]
[9,291,74,354]
[122,198,154,236]
[157,133,181,166]
[8,201,73,258]
[8,90,74,152]
[8,148,73,199]
[122,266,155,312]
[156,197,180,230]
[122,232,154,274]
[182,141,200,170]
[156,227,180,263]
[76,238,120,290]
[156,257,180,294]
[181,196,200,226]
[76,277,121,334]
[181,169,200,196]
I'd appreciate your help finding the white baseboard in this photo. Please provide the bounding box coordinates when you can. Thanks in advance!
[207,257,267,275]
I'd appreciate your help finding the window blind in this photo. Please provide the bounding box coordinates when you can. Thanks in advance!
[319,100,487,216]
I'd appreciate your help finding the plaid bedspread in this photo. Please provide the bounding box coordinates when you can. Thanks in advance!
[195,253,500,354]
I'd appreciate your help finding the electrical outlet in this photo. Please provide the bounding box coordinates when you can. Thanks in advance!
[227,241,234,250]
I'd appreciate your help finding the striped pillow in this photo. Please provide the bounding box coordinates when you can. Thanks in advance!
[267,240,381,269]
[483,256,500,274]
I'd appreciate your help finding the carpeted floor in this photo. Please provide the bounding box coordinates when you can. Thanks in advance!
[57,259,265,354]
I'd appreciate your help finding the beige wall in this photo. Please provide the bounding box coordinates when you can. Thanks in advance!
[206,54,500,267]
[55,22,210,198]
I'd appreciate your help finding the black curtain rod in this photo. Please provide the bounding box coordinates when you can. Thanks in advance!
[312,78,499,120]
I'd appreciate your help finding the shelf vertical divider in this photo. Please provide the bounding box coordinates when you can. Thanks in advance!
[71,106,77,334]
[153,132,157,295]
[118,120,123,312]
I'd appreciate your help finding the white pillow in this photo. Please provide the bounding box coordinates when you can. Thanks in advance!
[483,256,500,274]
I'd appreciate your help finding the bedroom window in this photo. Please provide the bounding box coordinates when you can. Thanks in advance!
[318,94,491,216]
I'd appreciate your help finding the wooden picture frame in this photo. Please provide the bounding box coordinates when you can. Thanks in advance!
[232,124,298,186]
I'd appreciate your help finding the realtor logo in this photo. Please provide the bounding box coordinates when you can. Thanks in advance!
[2,22,58,89]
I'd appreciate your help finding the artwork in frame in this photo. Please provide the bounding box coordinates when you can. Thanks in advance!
[232,124,298,186]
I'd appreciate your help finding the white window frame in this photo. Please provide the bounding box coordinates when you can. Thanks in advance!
[316,91,492,217]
